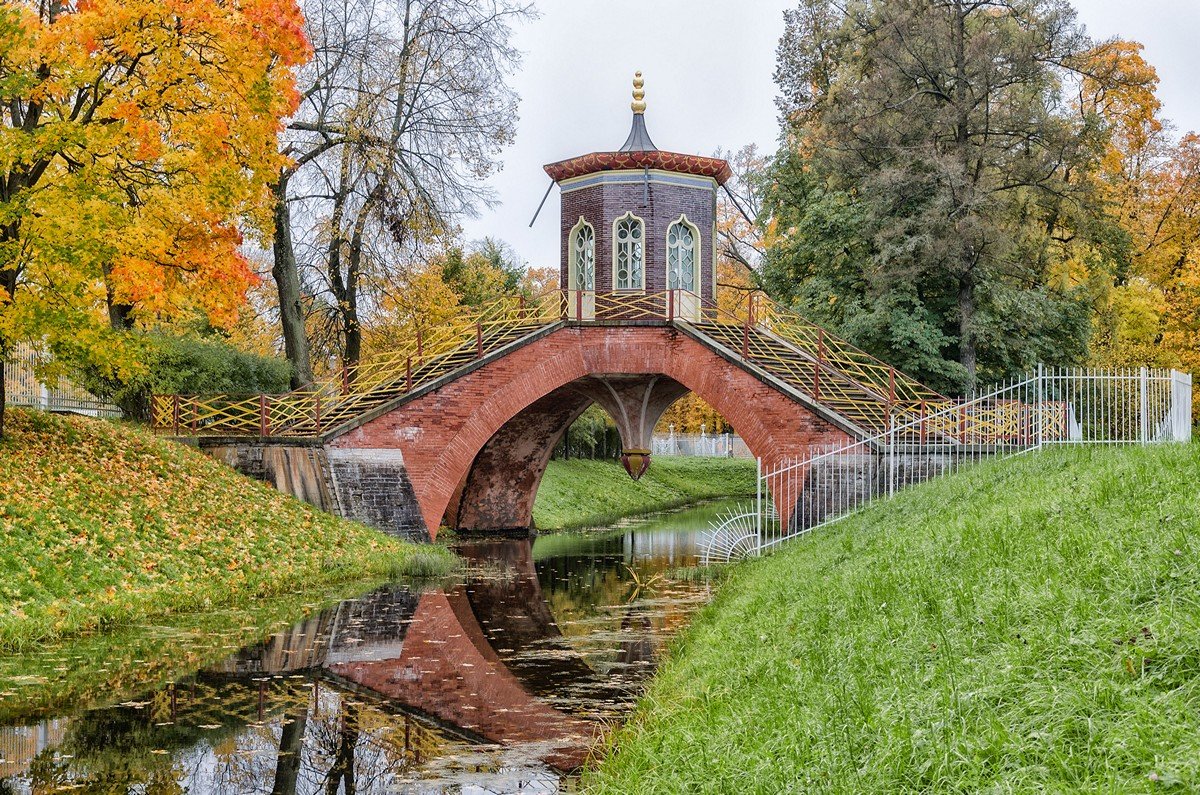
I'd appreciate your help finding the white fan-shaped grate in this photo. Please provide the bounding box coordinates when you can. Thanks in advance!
[700,506,761,565]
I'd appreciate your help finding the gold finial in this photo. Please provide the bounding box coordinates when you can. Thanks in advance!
[631,71,646,114]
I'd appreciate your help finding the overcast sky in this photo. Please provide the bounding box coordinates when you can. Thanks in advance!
[460,0,1200,270]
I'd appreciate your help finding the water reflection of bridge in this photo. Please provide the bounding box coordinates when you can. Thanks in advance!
[219,540,642,767]
[0,537,685,792]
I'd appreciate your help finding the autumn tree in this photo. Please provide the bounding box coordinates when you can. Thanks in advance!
[656,395,732,435]
[272,0,533,387]
[765,0,1117,394]
[1075,40,1200,405]
[0,0,308,437]
[359,239,528,359]
[713,145,768,317]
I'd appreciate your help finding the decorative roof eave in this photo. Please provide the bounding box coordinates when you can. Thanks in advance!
[544,149,733,185]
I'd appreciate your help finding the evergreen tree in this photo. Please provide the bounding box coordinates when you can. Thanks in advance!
[766,0,1118,394]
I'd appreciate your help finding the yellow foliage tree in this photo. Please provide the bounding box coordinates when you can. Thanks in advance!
[362,264,465,357]
[1080,41,1200,418]
[0,0,308,436]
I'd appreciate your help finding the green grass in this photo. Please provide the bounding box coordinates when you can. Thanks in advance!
[584,444,1200,793]
[532,457,757,530]
[0,409,455,652]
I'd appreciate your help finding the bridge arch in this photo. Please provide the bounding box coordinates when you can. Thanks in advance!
[328,325,853,537]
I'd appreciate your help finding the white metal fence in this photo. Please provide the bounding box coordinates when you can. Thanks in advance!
[652,429,752,458]
[703,367,1193,563]
[3,342,122,417]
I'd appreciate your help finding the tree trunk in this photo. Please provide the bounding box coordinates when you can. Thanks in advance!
[271,173,315,389]
[958,271,977,397]
[343,207,368,372]
[0,266,16,441]
[106,288,135,330]
[0,356,6,441]
[324,703,359,795]
[270,700,309,795]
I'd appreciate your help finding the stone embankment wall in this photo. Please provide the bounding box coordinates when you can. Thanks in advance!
[202,442,428,541]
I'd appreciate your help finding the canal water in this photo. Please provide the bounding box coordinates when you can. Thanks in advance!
[0,500,738,793]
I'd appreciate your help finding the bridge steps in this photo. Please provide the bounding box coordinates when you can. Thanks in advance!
[150,290,944,441]
[689,320,897,436]
[292,320,554,435]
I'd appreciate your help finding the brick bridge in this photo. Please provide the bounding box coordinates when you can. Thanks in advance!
[152,80,943,540]
[153,289,942,540]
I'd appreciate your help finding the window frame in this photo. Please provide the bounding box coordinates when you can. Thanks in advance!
[568,216,596,292]
[665,214,702,296]
[612,211,647,291]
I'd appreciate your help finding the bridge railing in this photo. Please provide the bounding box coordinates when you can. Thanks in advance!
[150,287,946,438]
[703,367,1192,561]
[672,289,945,434]
[151,290,565,436]
[746,294,943,406]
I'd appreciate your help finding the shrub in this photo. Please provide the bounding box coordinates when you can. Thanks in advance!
[81,334,292,419]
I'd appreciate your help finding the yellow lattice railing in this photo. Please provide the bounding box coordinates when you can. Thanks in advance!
[151,287,955,439]
[151,291,563,437]
[914,399,1068,445]
[746,293,942,404]
[681,291,945,434]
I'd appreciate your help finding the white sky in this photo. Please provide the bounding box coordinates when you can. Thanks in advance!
[460,0,1200,270]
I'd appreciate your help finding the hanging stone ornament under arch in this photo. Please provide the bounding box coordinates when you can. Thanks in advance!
[620,448,652,481]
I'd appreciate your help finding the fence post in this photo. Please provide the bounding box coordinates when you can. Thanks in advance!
[1172,370,1193,442]
[887,422,896,497]
[314,394,322,435]
[172,395,180,437]
[406,356,413,392]
[667,289,674,321]
[476,322,484,357]
[1184,372,1194,443]
[741,295,752,357]
[813,329,825,401]
[1036,363,1045,449]
[755,455,763,552]
[1140,366,1149,444]
[259,394,269,437]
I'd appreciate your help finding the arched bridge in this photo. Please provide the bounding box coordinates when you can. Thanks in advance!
[152,289,944,540]
[154,289,945,545]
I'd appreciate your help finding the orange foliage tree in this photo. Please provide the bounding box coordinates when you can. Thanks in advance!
[0,0,309,437]
[1078,41,1200,414]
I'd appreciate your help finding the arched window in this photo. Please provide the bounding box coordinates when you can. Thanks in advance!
[613,212,645,290]
[666,216,700,294]
[569,217,595,291]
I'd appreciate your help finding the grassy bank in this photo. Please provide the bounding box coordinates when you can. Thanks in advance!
[586,444,1200,793]
[0,409,454,652]
[532,456,756,530]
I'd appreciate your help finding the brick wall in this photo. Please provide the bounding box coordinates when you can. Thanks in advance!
[560,175,717,301]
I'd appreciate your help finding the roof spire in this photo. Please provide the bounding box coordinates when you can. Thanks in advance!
[620,70,657,152]
[631,71,646,115]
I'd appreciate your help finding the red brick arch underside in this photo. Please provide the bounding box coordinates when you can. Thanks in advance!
[328,326,853,539]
